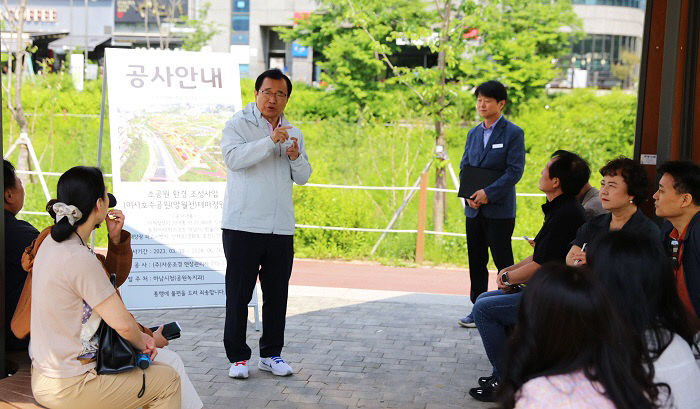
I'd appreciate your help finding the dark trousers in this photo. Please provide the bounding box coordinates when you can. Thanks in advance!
[222,229,294,362]
[465,214,515,303]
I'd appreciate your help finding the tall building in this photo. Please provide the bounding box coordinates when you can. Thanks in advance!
[224,0,316,83]
[566,0,646,88]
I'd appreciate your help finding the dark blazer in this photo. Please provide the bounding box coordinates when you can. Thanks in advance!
[459,117,525,219]
[661,211,700,317]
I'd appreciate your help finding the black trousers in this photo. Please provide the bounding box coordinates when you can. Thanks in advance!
[222,229,294,362]
[465,214,515,303]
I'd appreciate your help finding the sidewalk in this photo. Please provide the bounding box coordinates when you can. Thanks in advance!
[134,260,498,409]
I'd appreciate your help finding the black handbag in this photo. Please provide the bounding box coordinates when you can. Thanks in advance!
[95,274,147,398]
[96,274,138,375]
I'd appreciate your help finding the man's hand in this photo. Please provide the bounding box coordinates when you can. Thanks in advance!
[496,269,508,290]
[270,125,293,144]
[152,325,169,348]
[286,137,300,161]
[105,209,124,245]
[466,198,481,209]
[140,332,158,360]
[470,189,489,206]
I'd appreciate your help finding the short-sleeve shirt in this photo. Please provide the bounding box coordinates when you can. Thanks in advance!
[30,234,115,378]
[570,208,660,250]
[533,194,586,265]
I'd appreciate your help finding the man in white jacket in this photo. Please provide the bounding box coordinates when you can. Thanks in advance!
[220,69,312,379]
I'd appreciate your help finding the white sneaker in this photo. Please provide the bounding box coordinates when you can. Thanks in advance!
[228,360,249,379]
[258,356,293,376]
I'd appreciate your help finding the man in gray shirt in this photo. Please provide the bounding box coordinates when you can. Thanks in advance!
[220,69,312,380]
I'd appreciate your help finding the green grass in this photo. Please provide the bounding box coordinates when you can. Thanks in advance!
[3,74,635,264]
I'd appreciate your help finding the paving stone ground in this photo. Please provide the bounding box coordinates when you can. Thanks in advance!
[134,286,493,409]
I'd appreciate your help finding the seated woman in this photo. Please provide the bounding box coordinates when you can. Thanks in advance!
[588,231,700,409]
[566,157,659,266]
[18,195,202,408]
[499,263,661,409]
[29,166,181,409]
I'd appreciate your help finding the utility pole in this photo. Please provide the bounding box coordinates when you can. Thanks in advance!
[84,0,88,68]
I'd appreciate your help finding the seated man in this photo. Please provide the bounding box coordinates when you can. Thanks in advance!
[552,150,607,221]
[468,152,586,402]
[654,160,700,333]
[3,160,39,351]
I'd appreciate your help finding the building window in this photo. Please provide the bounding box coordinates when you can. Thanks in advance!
[572,0,644,9]
[239,64,249,77]
[232,15,249,31]
[232,33,249,45]
[565,34,641,88]
[233,0,249,12]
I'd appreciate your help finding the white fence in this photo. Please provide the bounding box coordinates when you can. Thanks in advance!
[14,169,545,249]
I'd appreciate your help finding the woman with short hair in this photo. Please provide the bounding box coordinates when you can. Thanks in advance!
[566,156,659,266]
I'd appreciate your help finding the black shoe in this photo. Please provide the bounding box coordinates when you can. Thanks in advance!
[478,374,495,387]
[469,378,500,403]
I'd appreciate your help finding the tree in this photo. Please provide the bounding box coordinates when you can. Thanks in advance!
[180,2,219,51]
[1,0,33,184]
[612,50,640,89]
[278,0,432,120]
[281,0,581,233]
[147,0,185,49]
[458,0,583,108]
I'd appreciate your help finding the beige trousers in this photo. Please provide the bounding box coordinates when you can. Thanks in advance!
[31,363,181,409]
[154,348,202,409]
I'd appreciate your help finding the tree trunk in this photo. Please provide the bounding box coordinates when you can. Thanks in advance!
[154,0,164,49]
[432,0,451,233]
[433,120,447,233]
[145,0,151,48]
[10,0,32,185]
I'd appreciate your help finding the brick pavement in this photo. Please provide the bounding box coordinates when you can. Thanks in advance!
[134,286,493,409]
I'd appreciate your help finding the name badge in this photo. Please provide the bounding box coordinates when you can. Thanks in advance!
[492,143,504,149]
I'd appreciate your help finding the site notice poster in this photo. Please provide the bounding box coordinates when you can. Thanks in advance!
[106,48,242,309]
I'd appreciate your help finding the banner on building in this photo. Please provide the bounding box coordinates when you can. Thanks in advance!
[115,0,188,24]
[106,48,241,309]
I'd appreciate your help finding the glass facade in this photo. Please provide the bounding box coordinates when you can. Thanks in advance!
[231,0,249,45]
[572,0,645,9]
[566,34,640,88]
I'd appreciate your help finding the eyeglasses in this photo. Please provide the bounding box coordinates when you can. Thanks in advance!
[260,90,288,100]
[670,239,681,270]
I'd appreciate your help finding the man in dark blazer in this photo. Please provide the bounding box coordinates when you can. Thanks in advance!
[458,81,525,328]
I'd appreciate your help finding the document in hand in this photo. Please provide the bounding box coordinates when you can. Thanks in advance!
[458,166,504,199]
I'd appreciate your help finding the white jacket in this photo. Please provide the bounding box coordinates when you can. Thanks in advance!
[220,102,312,235]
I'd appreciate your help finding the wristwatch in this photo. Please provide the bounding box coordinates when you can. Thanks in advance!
[502,271,510,286]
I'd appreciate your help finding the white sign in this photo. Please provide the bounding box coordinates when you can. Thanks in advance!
[86,63,98,80]
[71,53,84,91]
[640,154,657,165]
[106,48,242,309]
[1,8,58,22]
